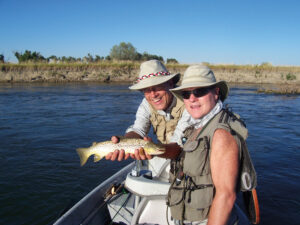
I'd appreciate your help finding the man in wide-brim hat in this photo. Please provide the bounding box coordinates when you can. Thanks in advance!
[106,59,188,161]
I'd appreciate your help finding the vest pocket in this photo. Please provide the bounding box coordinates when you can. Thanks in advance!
[168,186,185,221]
[168,186,185,206]
[185,185,214,209]
[183,138,210,176]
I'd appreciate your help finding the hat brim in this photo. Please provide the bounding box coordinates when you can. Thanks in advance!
[170,81,229,102]
[129,73,180,90]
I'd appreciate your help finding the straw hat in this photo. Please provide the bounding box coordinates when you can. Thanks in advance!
[129,60,180,90]
[170,64,229,102]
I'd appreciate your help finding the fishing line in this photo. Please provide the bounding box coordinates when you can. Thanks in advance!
[108,188,132,225]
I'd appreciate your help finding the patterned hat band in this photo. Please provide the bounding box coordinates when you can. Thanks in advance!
[135,71,171,83]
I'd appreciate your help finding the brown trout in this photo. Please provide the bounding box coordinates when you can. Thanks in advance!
[76,138,165,166]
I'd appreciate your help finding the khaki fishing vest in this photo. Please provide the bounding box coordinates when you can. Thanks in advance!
[149,98,185,144]
[167,109,257,222]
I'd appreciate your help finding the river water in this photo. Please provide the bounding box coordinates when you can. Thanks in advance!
[0,83,299,225]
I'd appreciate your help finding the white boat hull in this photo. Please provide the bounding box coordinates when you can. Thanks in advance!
[54,159,251,225]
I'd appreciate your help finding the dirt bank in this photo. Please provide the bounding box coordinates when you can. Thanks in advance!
[1,63,299,93]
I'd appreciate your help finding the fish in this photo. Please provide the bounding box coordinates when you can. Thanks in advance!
[76,138,165,166]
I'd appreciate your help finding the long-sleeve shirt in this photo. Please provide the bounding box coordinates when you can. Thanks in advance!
[126,97,193,146]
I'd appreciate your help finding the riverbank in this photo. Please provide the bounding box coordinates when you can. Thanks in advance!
[1,62,299,93]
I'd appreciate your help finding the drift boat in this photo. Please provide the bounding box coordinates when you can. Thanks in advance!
[53,158,256,225]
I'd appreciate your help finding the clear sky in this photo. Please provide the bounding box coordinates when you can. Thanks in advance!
[1,0,299,65]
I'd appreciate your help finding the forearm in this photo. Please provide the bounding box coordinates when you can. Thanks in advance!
[207,191,236,225]
[159,143,182,159]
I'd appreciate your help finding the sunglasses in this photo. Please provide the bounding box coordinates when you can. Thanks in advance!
[181,87,212,99]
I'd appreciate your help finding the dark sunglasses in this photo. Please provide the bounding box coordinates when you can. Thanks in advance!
[181,87,212,99]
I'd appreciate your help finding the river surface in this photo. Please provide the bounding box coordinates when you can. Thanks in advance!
[0,83,299,225]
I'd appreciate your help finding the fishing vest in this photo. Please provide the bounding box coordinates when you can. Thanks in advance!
[149,98,185,144]
[167,108,257,222]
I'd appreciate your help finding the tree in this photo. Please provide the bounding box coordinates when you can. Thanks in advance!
[95,55,104,62]
[0,54,4,63]
[110,42,138,60]
[140,52,164,61]
[14,50,46,63]
[166,58,178,64]
[105,55,111,61]
[48,55,58,63]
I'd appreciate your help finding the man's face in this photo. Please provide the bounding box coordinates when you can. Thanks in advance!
[142,82,173,111]
[182,87,219,119]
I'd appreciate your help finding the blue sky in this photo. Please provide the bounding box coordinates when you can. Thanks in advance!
[1,0,299,65]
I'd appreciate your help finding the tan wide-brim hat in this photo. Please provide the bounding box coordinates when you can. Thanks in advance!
[129,59,180,90]
[170,64,229,102]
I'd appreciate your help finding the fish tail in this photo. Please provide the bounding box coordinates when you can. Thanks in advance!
[76,148,90,166]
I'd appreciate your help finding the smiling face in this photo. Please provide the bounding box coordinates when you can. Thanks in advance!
[183,87,219,119]
[142,81,174,111]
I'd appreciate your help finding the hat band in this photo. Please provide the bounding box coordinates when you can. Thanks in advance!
[136,71,170,83]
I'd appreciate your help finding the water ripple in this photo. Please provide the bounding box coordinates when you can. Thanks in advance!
[0,84,299,225]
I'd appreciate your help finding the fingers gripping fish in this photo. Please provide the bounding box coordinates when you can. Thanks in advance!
[76,138,165,166]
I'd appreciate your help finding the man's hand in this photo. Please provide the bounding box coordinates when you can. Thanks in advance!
[106,149,130,161]
[105,136,130,161]
[105,136,153,161]
[129,136,153,160]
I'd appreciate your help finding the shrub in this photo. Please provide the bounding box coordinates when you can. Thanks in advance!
[167,58,178,64]
[286,73,296,80]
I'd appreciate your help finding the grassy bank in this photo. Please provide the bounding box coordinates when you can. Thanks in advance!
[2,61,300,73]
[0,62,299,93]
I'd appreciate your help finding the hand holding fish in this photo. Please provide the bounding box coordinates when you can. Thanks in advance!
[77,137,163,166]
[105,136,153,161]
[131,136,153,160]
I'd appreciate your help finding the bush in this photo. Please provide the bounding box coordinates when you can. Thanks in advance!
[166,58,178,64]
[286,73,296,80]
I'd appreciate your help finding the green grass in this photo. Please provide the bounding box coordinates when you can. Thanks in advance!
[0,61,141,72]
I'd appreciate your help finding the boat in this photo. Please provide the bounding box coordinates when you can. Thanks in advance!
[53,158,254,225]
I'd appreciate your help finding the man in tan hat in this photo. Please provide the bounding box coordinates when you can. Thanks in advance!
[106,59,190,162]
[165,65,257,225]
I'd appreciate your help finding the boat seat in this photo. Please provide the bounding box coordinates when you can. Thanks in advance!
[125,173,170,197]
[131,197,174,225]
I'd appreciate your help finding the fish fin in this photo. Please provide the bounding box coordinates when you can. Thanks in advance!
[76,148,90,166]
[94,154,104,162]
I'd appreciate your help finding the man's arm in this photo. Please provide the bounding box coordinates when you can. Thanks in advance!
[207,129,239,225]
[170,109,192,146]
[125,98,151,137]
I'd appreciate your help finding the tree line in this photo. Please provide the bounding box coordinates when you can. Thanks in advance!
[0,42,178,64]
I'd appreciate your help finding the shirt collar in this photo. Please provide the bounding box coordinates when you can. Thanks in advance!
[190,100,223,129]
[156,97,176,121]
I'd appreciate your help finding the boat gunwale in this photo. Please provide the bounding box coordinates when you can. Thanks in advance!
[53,162,135,225]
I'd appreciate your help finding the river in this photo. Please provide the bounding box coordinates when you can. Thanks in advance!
[0,83,299,225]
